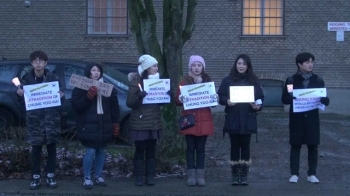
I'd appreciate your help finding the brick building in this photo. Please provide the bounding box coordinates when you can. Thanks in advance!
[0,0,349,114]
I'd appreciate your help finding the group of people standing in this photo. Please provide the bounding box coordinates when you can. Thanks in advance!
[16,50,329,190]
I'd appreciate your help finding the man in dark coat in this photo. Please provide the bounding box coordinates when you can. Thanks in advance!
[281,52,330,184]
[16,50,64,190]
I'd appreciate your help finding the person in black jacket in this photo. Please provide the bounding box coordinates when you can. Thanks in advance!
[217,54,264,186]
[16,50,64,190]
[71,64,120,189]
[281,52,330,184]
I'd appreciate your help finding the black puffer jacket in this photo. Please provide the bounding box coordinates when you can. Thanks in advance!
[126,73,162,131]
[218,75,264,135]
[71,65,120,149]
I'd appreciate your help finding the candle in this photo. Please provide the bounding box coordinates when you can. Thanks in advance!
[138,83,143,91]
[12,77,21,87]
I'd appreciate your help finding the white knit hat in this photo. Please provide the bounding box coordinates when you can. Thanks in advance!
[138,54,158,76]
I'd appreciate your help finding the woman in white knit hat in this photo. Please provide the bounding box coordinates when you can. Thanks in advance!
[126,54,171,186]
[174,55,216,186]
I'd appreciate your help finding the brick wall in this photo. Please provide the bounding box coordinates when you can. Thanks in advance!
[0,0,349,88]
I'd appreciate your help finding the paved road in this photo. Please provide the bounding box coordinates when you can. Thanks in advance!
[1,107,350,196]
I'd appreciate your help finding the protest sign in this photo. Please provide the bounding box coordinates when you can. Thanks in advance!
[292,88,327,112]
[143,79,171,104]
[23,81,61,111]
[180,82,217,110]
[229,86,255,103]
[69,74,113,97]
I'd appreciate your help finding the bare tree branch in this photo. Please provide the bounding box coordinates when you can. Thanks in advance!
[182,0,197,44]
[128,0,146,54]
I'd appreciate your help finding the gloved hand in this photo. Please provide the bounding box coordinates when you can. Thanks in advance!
[87,86,98,99]
[178,94,188,103]
[320,97,330,106]
[167,90,173,97]
[210,94,219,102]
[138,91,147,100]
[112,123,120,137]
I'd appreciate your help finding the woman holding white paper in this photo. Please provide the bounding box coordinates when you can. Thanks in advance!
[175,55,215,186]
[126,54,171,186]
[217,54,264,186]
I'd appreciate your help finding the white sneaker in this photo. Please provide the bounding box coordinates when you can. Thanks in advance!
[307,175,319,183]
[289,175,299,183]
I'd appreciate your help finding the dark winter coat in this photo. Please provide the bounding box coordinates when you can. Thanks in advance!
[19,69,64,145]
[217,75,264,135]
[126,73,162,131]
[71,65,120,149]
[281,73,328,145]
[174,74,214,136]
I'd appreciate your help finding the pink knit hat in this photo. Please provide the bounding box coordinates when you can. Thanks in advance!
[188,55,205,70]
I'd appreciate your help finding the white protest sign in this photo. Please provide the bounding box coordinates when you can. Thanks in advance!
[229,86,255,103]
[181,82,217,110]
[292,88,327,113]
[23,81,61,111]
[69,74,113,97]
[327,22,350,31]
[337,31,344,41]
[142,79,171,104]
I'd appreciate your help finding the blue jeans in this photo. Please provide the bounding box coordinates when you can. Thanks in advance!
[185,135,207,169]
[83,147,105,179]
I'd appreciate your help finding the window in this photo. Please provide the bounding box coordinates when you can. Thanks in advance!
[242,0,284,35]
[0,64,19,83]
[20,64,57,78]
[87,0,128,35]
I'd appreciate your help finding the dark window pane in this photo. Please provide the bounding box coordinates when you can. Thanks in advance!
[0,64,19,83]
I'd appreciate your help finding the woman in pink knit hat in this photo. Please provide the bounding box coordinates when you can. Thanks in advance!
[175,55,216,186]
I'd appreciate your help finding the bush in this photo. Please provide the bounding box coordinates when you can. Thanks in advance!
[0,125,186,179]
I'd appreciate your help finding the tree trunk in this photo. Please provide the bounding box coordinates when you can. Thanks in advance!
[128,0,164,73]
[128,0,197,155]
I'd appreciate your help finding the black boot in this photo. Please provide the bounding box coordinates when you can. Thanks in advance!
[231,162,240,186]
[240,163,249,186]
[133,159,144,186]
[145,159,156,186]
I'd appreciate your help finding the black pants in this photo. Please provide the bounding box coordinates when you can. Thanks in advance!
[185,135,207,169]
[31,143,56,175]
[290,144,318,176]
[229,134,251,162]
[134,139,157,160]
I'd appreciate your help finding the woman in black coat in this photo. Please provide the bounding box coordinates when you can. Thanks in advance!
[71,64,120,189]
[281,52,330,184]
[217,54,264,186]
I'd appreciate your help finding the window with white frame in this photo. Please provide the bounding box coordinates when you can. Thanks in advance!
[242,0,284,35]
[87,0,127,35]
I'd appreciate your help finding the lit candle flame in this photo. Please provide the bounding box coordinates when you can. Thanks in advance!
[12,77,21,87]
[138,83,143,91]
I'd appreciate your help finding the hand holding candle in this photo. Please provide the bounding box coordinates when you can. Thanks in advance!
[287,84,293,93]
